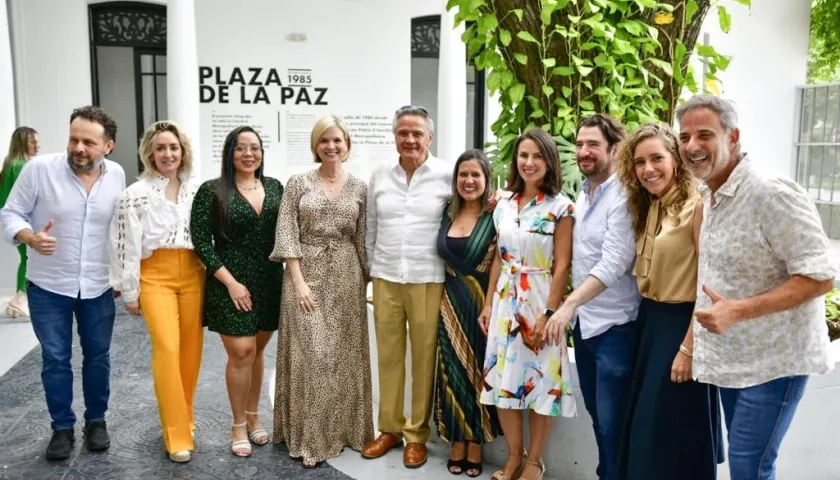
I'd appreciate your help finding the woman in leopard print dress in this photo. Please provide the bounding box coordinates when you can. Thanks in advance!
[269,115,374,467]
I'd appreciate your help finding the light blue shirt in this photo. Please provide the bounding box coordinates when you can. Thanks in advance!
[0,153,126,299]
[572,173,640,339]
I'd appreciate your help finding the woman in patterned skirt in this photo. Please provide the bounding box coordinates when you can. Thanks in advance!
[269,115,373,468]
[436,149,502,477]
[614,123,721,480]
[479,128,576,480]
[190,126,284,457]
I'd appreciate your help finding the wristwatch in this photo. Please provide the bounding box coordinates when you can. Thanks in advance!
[544,309,555,318]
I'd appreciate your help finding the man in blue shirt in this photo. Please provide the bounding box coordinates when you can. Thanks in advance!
[0,106,126,461]
[544,114,641,480]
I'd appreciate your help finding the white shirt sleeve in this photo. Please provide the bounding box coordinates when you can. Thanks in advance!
[109,190,145,303]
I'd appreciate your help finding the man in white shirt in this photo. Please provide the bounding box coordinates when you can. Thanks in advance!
[0,106,126,461]
[678,95,834,480]
[362,105,449,468]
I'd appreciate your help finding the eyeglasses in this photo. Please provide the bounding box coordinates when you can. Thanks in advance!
[234,144,261,154]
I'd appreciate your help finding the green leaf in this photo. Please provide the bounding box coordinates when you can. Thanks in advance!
[543,58,557,68]
[487,71,502,91]
[562,86,572,98]
[647,58,673,77]
[697,45,717,57]
[675,40,687,62]
[686,0,699,24]
[517,31,539,43]
[552,66,575,76]
[731,0,750,5]
[509,83,526,103]
[530,109,545,119]
[579,100,595,110]
[568,14,581,23]
[514,53,528,64]
[499,29,512,46]
[542,85,555,97]
[578,65,594,77]
[513,9,524,21]
[717,6,731,33]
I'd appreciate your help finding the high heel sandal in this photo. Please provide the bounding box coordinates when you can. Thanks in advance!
[464,442,483,478]
[490,451,527,480]
[244,411,269,446]
[230,422,252,457]
[447,458,467,475]
[516,458,545,480]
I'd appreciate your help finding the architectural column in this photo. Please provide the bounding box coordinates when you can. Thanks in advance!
[167,0,202,179]
[0,0,17,145]
[436,1,467,163]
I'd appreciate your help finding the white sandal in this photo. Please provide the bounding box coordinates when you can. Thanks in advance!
[231,422,252,457]
[245,411,269,445]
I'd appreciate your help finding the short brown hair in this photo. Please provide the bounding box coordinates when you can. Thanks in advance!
[506,128,562,197]
[70,105,118,141]
[577,114,626,149]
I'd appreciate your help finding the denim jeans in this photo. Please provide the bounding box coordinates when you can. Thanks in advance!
[719,375,808,480]
[573,320,639,480]
[28,281,116,431]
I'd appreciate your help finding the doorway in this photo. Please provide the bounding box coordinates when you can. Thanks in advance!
[89,2,167,182]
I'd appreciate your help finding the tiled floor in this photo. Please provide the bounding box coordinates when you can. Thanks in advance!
[0,303,529,480]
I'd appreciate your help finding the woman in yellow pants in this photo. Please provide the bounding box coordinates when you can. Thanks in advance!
[109,121,204,463]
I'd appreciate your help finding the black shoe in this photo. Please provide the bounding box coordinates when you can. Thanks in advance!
[45,429,75,461]
[83,421,110,452]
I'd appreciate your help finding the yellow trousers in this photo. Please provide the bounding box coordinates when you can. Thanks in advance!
[139,249,205,453]
[372,278,443,443]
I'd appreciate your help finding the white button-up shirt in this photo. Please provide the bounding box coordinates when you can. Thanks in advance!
[694,156,834,388]
[366,155,451,284]
[109,171,197,303]
[572,174,641,339]
[0,153,126,299]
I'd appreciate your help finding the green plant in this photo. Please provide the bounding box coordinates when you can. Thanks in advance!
[447,0,749,200]
[808,0,840,84]
[826,288,840,341]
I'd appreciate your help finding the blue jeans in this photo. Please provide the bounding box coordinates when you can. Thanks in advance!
[28,282,116,431]
[720,375,808,480]
[573,320,639,480]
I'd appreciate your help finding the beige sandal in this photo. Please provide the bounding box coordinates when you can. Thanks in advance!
[231,422,252,457]
[490,451,527,480]
[516,458,545,480]
[245,411,269,445]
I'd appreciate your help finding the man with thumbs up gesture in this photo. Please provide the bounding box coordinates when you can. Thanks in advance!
[0,106,125,462]
[24,219,57,255]
[677,95,835,480]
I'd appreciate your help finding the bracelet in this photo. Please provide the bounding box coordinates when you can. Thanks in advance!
[679,344,693,357]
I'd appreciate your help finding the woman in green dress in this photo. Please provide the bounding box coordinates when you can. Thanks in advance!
[435,149,502,477]
[0,126,39,318]
[189,126,283,457]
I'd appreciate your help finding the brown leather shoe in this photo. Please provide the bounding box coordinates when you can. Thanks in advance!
[403,442,427,468]
[361,433,402,459]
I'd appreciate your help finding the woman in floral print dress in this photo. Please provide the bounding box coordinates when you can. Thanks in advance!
[478,128,576,480]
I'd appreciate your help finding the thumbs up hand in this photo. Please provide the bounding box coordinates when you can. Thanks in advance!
[694,284,741,335]
[29,219,57,255]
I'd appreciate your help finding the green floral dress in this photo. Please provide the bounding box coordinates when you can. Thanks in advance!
[190,177,284,336]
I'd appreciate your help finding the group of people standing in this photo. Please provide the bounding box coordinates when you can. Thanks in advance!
[0,94,833,480]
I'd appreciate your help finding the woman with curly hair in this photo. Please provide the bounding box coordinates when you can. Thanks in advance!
[613,123,722,480]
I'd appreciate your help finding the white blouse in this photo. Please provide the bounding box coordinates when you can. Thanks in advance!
[109,172,197,303]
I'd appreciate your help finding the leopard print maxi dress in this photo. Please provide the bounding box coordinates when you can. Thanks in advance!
[269,169,374,463]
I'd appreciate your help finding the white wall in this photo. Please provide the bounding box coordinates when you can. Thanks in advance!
[8,0,92,153]
[696,0,811,178]
[194,0,443,184]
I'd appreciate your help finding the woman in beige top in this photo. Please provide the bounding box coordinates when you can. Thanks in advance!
[613,123,722,480]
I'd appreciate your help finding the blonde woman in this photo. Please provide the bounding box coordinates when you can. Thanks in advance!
[270,115,374,468]
[109,121,204,463]
[0,126,40,317]
[613,123,720,480]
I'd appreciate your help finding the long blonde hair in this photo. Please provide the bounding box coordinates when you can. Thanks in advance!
[615,122,696,237]
[1,127,37,184]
